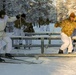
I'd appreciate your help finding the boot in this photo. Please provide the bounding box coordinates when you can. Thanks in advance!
[19,43,22,45]
[68,52,71,54]
[58,49,63,54]
[5,53,14,59]
[14,47,20,49]
[0,58,5,62]
[67,48,74,53]
[72,49,74,52]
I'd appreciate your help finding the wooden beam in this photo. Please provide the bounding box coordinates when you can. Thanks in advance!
[1,53,76,57]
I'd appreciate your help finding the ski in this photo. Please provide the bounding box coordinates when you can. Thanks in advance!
[0,61,23,64]
[1,57,43,64]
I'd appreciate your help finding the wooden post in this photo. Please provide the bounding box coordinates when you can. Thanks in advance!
[48,33,51,45]
[41,37,44,54]
[11,38,14,47]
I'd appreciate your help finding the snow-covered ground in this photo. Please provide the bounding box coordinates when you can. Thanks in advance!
[1,51,76,75]
[1,56,76,75]
[0,23,76,75]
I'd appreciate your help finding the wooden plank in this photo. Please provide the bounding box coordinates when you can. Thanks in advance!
[19,32,60,35]
[12,44,61,47]
[38,54,76,57]
[11,53,76,57]
[11,36,61,40]
[1,53,76,57]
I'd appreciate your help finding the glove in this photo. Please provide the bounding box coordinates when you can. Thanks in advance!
[16,15,20,19]
[16,13,26,19]
[21,13,26,18]
[54,23,59,27]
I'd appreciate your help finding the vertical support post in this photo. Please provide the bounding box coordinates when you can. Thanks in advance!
[41,37,44,54]
[11,38,14,47]
[48,33,51,45]
[74,42,76,50]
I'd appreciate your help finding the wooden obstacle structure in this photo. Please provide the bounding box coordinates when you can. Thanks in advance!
[11,32,61,54]
[10,33,76,56]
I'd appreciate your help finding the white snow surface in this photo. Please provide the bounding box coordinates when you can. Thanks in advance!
[0,23,76,75]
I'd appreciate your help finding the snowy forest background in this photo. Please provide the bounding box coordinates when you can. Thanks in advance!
[0,0,76,32]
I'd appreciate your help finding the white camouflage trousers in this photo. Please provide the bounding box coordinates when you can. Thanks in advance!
[14,27,24,45]
[1,36,12,53]
[60,32,73,53]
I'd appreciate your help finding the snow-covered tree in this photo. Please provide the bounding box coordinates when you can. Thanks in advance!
[5,0,57,24]
[0,0,4,11]
[56,0,68,21]
[65,0,76,14]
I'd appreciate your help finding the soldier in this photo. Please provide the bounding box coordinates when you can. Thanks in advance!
[55,12,76,54]
[72,17,76,48]
[24,24,34,49]
[0,10,26,62]
[14,14,26,49]
[0,10,17,62]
